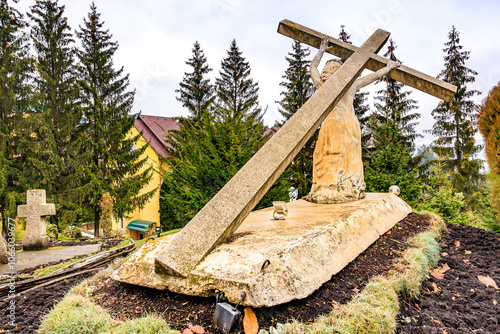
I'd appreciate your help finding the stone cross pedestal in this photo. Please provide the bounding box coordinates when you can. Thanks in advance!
[17,189,56,251]
[155,21,457,279]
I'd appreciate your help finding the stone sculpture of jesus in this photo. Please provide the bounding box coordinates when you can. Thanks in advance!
[306,39,400,204]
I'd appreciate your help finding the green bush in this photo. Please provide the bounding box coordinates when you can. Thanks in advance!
[62,226,82,239]
[46,223,58,239]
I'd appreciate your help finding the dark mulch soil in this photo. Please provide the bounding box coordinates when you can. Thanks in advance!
[14,238,122,276]
[87,213,430,333]
[397,222,500,334]
[0,269,98,333]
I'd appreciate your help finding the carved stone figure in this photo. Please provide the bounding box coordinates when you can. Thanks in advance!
[306,39,400,204]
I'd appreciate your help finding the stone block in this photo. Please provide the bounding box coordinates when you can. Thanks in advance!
[113,193,411,307]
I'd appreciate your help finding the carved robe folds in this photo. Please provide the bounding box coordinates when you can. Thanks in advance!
[306,96,365,204]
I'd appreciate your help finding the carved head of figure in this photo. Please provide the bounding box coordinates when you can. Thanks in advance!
[319,59,344,86]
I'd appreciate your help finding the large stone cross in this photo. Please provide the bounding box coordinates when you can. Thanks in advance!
[17,189,56,250]
[155,20,456,278]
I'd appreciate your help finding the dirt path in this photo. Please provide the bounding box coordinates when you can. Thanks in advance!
[0,244,101,275]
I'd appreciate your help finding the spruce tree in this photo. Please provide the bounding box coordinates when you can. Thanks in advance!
[364,39,422,205]
[0,0,32,237]
[215,39,260,121]
[28,0,80,233]
[372,39,421,152]
[75,3,154,237]
[427,26,483,209]
[175,41,214,124]
[160,41,289,229]
[277,40,314,122]
[276,40,315,197]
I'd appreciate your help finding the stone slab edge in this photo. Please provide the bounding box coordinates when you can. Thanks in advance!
[113,194,412,307]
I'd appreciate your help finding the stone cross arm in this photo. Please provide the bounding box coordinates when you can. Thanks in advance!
[17,189,56,218]
[278,19,457,102]
[17,203,56,218]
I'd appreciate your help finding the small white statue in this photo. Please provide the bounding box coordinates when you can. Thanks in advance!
[288,187,299,202]
[389,185,401,196]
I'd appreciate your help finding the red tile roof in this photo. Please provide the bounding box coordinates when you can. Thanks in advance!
[263,126,280,138]
[134,115,179,159]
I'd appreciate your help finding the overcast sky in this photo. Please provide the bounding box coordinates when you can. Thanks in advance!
[14,0,500,151]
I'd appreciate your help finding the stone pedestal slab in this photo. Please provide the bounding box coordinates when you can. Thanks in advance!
[113,193,411,307]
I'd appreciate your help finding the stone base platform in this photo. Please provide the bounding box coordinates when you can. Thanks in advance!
[112,193,412,307]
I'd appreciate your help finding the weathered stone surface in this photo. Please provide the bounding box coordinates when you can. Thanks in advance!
[277,19,457,102]
[17,189,55,251]
[155,29,392,278]
[113,193,412,307]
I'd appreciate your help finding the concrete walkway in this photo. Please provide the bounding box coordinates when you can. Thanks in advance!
[0,244,101,275]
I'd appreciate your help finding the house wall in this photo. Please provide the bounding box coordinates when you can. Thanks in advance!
[116,127,168,238]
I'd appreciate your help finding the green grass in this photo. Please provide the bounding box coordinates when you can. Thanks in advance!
[33,256,85,277]
[31,237,134,278]
[39,258,178,334]
[38,293,177,334]
[134,228,181,249]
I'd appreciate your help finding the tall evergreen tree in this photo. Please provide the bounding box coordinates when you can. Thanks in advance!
[160,41,288,229]
[427,26,483,209]
[277,40,314,122]
[215,39,260,121]
[372,39,421,153]
[27,0,80,232]
[75,3,154,237]
[276,40,315,197]
[0,0,33,237]
[364,39,422,205]
[175,41,214,124]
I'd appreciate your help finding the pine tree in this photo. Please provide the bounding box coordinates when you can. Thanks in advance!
[427,26,483,209]
[372,39,421,153]
[276,40,315,197]
[0,0,33,237]
[75,3,154,237]
[160,41,288,229]
[215,39,260,121]
[27,0,80,233]
[175,41,214,124]
[338,25,371,148]
[277,40,314,122]
[364,39,422,205]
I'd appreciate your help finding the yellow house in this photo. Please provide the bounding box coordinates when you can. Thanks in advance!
[116,115,179,240]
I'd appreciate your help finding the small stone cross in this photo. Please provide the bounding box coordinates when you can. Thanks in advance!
[17,189,56,250]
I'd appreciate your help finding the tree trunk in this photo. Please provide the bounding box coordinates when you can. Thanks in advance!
[1,213,7,241]
[94,206,100,239]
